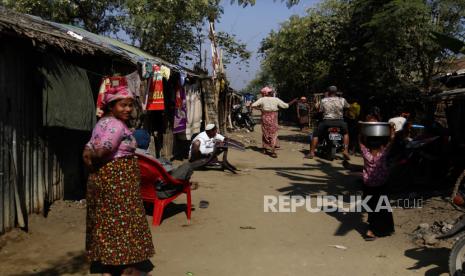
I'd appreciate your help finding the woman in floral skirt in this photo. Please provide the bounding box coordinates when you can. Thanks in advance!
[83,86,154,275]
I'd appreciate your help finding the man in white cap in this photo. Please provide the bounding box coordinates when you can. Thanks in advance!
[189,123,225,161]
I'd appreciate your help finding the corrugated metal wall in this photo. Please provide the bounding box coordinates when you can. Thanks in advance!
[0,42,64,234]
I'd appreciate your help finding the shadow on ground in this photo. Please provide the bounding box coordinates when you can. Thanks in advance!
[144,202,192,224]
[257,159,365,237]
[404,247,450,276]
[278,133,310,144]
[10,251,88,276]
[246,145,264,154]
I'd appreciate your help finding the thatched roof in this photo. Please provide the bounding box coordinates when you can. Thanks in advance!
[0,6,123,59]
[0,7,207,77]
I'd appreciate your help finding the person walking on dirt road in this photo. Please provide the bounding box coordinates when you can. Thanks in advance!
[359,120,396,240]
[252,86,297,158]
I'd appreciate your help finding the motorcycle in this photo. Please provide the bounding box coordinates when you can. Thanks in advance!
[388,131,443,190]
[437,169,465,276]
[317,126,343,161]
[232,104,255,132]
[437,215,465,276]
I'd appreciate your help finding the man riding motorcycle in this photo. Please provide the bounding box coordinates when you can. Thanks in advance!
[307,86,351,160]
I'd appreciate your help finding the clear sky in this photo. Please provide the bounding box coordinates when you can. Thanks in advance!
[214,0,321,91]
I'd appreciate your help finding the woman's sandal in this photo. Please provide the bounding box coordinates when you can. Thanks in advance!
[364,231,377,241]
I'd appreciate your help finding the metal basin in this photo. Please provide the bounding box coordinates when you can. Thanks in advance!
[359,121,391,137]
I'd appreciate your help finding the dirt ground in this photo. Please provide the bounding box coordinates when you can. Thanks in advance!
[0,124,462,276]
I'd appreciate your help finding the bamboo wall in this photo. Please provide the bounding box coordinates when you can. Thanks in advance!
[0,43,65,233]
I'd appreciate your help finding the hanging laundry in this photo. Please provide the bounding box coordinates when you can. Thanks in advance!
[146,65,165,111]
[185,85,194,139]
[192,89,202,134]
[185,84,203,139]
[160,65,171,80]
[141,62,153,79]
[173,80,187,134]
[96,78,110,117]
[140,79,148,111]
[179,70,187,86]
[125,71,141,97]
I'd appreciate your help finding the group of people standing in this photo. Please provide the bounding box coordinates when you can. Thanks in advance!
[250,86,298,158]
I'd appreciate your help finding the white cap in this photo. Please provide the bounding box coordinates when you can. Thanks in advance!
[205,123,216,131]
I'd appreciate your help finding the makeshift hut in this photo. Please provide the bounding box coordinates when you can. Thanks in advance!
[429,89,465,147]
[0,7,217,234]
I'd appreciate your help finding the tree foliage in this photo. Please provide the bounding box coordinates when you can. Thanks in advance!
[255,0,465,115]
[257,0,350,98]
[233,0,301,8]
[123,0,216,63]
[216,31,251,67]
[1,0,121,33]
[2,0,253,66]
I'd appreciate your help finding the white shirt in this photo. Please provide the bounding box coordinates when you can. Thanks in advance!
[190,131,225,155]
[388,117,407,132]
[251,97,289,112]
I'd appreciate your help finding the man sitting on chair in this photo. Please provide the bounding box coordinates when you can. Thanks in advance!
[189,123,225,162]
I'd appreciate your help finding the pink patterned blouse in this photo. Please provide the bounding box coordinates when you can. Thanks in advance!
[86,116,137,161]
[360,144,389,187]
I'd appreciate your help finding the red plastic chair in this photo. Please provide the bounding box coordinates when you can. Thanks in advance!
[136,152,192,226]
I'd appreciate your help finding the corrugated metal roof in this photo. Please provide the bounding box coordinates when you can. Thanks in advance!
[429,88,465,100]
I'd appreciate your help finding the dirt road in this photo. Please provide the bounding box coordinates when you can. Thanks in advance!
[0,125,457,275]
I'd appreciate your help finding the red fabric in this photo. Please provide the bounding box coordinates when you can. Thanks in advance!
[261,111,279,149]
[146,65,165,111]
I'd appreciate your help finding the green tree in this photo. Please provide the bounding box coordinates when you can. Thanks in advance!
[1,0,121,33]
[256,0,465,116]
[216,31,251,67]
[123,0,214,63]
[234,0,301,8]
[2,0,252,66]
[330,0,463,113]
[257,0,350,100]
